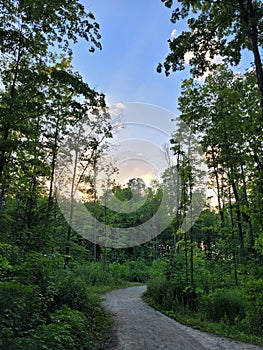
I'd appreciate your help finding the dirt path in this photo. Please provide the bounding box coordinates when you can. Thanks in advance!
[102,285,262,350]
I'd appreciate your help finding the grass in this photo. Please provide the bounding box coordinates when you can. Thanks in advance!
[90,281,144,294]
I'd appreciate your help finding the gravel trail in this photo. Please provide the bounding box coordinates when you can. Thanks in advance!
[102,285,262,350]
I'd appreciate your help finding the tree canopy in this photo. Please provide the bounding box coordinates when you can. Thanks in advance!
[157,0,263,109]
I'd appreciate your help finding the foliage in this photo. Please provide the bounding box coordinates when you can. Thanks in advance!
[0,0,262,347]
[30,305,107,350]
[158,0,263,109]
[0,282,44,349]
[198,289,247,325]
[72,262,121,286]
[243,279,263,334]
[145,257,263,344]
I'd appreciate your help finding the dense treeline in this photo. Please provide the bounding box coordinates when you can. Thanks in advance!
[144,67,263,344]
[0,2,158,348]
[0,1,117,349]
[145,0,263,344]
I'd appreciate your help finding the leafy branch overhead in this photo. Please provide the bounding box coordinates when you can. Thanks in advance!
[158,0,263,109]
[0,0,102,57]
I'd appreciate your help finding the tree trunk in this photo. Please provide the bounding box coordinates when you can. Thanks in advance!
[246,0,263,111]
[240,161,256,256]
[47,117,60,216]
[65,138,79,267]
[211,146,225,232]
[228,186,238,286]
[0,47,22,205]
[230,175,245,256]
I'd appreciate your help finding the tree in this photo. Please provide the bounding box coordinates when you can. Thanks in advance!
[0,0,102,205]
[178,64,262,260]
[158,0,263,110]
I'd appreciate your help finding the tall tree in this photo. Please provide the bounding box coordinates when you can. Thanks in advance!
[158,0,263,110]
[0,0,102,205]
[178,64,262,258]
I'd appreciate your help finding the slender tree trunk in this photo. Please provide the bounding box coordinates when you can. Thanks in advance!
[182,184,189,288]
[189,180,195,311]
[240,161,256,256]
[228,186,238,286]
[27,177,37,229]
[175,151,181,253]
[230,176,245,255]
[65,139,79,267]
[211,146,225,233]
[189,182,194,289]
[47,117,60,215]
[103,247,108,272]
[246,0,263,111]
[0,47,22,205]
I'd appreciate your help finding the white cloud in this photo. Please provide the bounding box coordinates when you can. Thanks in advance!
[115,102,126,110]
[199,54,224,81]
[184,51,224,80]
[108,102,127,118]
[170,29,177,39]
[184,51,195,64]
[212,55,224,65]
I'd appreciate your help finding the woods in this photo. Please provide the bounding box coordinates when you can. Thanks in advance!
[145,65,263,343]
[0,0,263,349]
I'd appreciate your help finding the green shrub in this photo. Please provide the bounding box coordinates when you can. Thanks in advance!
[243,279,263,335]
[52,274,99,315]
[149,258,168,278]
[72,262,120,286]
[28,306,92,350]
[17,253,63,292]
[0,272,112,350]
[0,282,44,349]
[27,323,75,350]
[165,280,191,309]
[12,308,90,350]
[124,259,150,282]
[199,289,246,325]
[146,275,169,306]
[50,271,111,333]
[109,262,130,281]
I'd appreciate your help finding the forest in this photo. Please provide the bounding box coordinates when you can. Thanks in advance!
[0,0,263,349]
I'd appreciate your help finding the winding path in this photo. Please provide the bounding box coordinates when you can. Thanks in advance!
[102,285,262,350]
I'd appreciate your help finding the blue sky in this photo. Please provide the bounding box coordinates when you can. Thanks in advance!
[73,0,188,114]
[72,0,253,115]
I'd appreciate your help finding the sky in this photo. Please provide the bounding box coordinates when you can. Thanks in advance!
[73,0,252,113]
[71,0,254,187]
[73,0,188,113]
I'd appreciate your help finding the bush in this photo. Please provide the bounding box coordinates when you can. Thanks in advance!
[124,259,150,282]
[146,275,169,305]
[109,262,130,281]
[199,289,246,325]
[0,282,44,349]
[17,253,63,293]
[30,306,92,350]
[109,259,150,283]
[72,262,120,286]
[0,270,113,350]
[165,281,192,309]
[243,279,263,335]
[146,275,196,311]
[10,308,89,350]
[149,259,168,278]
[50,270,112,338]
[51,273,101,316]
